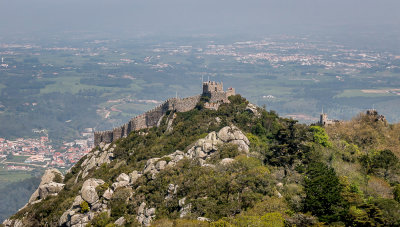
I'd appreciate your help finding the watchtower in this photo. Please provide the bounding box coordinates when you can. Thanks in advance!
[202,81,224,95]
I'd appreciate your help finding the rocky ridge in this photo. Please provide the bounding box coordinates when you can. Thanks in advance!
[3,125,250,227]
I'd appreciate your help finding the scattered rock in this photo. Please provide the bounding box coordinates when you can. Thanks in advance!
[129,170,142,184]
[59,211,69,226]
[137,202,156,226]
[165,184,179,200]
[72,195,84,208]
[112,181,129,190]
[138,202,146,215]
[102,188,114,200]
[220,158,235,165]
[116,173,130,182]
[91,203,102,212]
[114,216,126,226]
[198,217,211,222]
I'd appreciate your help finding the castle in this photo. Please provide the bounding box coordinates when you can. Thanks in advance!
[319,113,337,126]
[94,81,235,146]
[319,109,386,126]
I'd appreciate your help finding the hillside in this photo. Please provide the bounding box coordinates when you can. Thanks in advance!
[2,94,400,227]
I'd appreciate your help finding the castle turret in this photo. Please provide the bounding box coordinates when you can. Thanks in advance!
[202,81,235,104]
[202,81,224,95]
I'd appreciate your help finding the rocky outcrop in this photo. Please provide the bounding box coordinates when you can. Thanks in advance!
[4,125,250,227]
[2,219,23,227]
[185,125,250,160]
[3,168,65,227]
[59,178,109,227]
[29,168,65,203]
[80,143,115,179]
[246,103,260,116]
[137,202,156,226]
[179,197,191,218]
[112,173,130,190]
[123,125,249,225]
[38,182,65,200]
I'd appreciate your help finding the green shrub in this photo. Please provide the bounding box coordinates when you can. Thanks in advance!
[260,212,285,227]
[53,172,63,183]
[96,183,110,197]
[89,212,112,227]
[174,219,210,227]
[394,185,400,203]
[210,219,232,227]
[80,201,89,213]
[110,188,132,218]
[310,126,331,147]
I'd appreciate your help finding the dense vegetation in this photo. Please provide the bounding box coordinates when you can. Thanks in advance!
[7,95,400,226]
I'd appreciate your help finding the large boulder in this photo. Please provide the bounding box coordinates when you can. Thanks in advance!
[81,178,105,204]
[81,186,98,205]
[102,188,114,200]
[38,182,65,199]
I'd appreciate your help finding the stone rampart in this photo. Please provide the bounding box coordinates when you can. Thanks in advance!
[94,81,235,146]
[94,95,201,146]
[208,92,229,103]
[169,95,201,112]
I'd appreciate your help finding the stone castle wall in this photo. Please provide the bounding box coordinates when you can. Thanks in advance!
[94,81,235,146]
[94,95,201,146]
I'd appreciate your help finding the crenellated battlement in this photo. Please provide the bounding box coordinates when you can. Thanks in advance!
[94,82,235,146]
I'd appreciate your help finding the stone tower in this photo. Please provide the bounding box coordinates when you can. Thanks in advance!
[202,81,224,95]
[320,113,328,125]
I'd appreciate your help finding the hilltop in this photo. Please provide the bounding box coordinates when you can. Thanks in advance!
[2,86,400,226]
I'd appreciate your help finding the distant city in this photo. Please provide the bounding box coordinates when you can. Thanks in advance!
[0,128,93,171]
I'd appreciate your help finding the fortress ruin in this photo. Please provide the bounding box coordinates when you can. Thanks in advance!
[319,109,386,126]
[94,81,235,146]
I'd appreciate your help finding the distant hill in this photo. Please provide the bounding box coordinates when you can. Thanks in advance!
[0,177,40,223]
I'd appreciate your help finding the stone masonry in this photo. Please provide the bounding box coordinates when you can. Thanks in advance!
[94,82,235,146]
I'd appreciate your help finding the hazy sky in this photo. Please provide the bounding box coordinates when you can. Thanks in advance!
[0,0,399,37]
